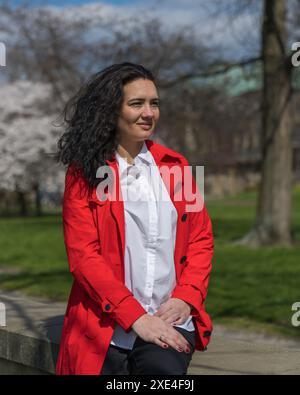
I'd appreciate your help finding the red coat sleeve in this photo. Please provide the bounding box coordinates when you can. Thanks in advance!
[62,165,146,331]
[171,157,214,315]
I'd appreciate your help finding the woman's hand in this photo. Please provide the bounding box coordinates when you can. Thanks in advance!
[153,298,192,326]
[132,314,191,353]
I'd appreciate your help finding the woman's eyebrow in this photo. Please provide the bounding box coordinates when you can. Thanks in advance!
[127,97,160,102]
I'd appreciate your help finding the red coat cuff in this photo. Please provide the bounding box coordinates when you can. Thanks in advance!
[106,296,147,332]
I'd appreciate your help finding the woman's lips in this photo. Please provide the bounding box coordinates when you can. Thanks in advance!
[137,123,153,130]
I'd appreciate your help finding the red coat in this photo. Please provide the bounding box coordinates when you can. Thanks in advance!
[56,139,214,375]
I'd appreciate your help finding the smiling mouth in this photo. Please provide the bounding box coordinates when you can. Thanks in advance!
[137,123,153,130]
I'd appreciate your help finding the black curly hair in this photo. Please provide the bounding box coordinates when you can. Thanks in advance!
[55,62,156,188]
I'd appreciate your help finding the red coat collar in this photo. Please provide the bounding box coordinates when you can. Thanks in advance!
[106,139,183,166]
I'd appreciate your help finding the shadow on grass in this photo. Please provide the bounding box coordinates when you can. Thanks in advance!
[0,270,71,301]
[0,211,62,219]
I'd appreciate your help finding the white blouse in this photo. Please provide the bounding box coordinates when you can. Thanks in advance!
[110,141,194,350]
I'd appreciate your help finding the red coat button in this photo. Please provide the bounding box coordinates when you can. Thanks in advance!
[180,256,187,264]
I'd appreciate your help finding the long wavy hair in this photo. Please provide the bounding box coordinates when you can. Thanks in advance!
[55,62,156,188]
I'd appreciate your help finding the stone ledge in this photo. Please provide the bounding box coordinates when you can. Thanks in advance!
[0,291,65,374]
[1,290,300,375]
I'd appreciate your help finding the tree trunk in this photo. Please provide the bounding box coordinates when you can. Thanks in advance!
[17,191,28,217]
[33,183,42,216]
[239,0,293,246]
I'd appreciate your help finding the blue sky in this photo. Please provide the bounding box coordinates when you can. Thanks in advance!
[12,0,137,6]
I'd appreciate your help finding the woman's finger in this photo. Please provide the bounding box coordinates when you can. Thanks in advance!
[155,304,168,316]
[170,317,183,325]
[154,335,169,349]
[164,316,179,324]
[161,312,181,324]
[158,309,178,322]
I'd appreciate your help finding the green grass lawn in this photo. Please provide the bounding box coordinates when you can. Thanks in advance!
[206,185,300,339]
[0,186,299,339]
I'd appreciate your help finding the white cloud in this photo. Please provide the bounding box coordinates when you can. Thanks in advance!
[52,0,261,60]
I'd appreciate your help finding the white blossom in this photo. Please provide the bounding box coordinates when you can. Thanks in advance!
[0,80,65,195]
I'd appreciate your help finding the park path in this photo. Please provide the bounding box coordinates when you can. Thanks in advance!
[189,325,300,375]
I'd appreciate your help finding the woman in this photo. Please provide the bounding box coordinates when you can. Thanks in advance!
[55,62,214,375]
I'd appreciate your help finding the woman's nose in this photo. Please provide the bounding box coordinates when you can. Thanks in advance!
[141,104,154,117]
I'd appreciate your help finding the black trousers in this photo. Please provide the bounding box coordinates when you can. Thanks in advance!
[100,327,196,375]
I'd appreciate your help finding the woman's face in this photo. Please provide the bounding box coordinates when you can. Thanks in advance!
[116,78,160,143]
